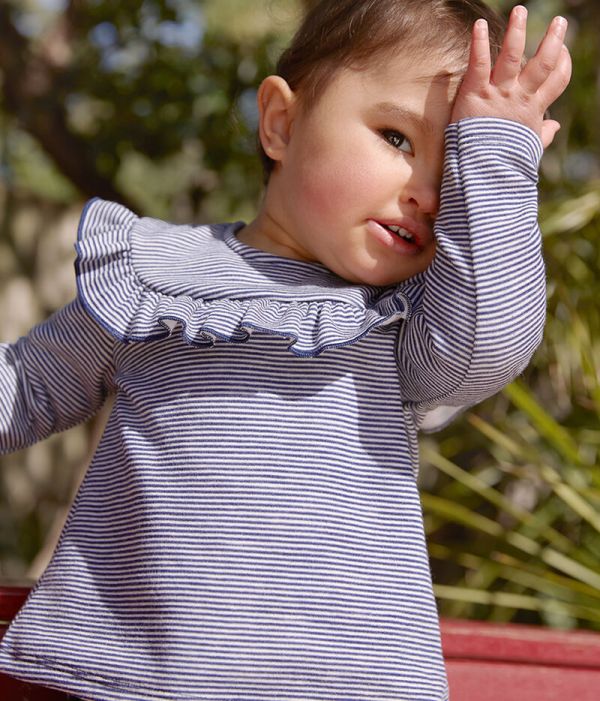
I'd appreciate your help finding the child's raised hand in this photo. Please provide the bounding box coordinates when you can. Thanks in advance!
[451,5,572,149]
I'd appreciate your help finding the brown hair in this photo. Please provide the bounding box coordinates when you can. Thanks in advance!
[259,0,507,180]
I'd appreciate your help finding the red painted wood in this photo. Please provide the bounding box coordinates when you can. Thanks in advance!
[0,584,32,622]
[441,618,600,701]
[440,618,600,668]
[1,585,71,700]
[0,673,70,701]
[445,660,600,701]
[2,587,600,700]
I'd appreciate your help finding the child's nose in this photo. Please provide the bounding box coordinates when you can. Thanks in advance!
[415,186,439,217]
[398,158,442,217]
[403,181,440,218]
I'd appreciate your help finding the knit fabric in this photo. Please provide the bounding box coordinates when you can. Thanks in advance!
[0,118,545,700]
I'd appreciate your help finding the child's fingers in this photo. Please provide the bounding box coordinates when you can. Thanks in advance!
[461,19,491,92]
[492,6,527,88]
[537,45,572,109]
[518,16,568,94]
[540,119,561,150]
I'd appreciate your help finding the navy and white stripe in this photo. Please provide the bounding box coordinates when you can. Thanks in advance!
[398,118,545,429]
[73,198,409,357]
[0,118,545,700]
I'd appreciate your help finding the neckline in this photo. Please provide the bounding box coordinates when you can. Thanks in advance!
[222,223,337,277]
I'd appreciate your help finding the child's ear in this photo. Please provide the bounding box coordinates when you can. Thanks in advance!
[257,76,297,163]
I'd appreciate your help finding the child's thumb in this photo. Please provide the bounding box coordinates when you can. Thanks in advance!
[540,119,561,150]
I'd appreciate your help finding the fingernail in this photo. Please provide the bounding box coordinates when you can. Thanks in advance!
[475,18,488,34]
[554,16,568,34]
[514,6,528,20]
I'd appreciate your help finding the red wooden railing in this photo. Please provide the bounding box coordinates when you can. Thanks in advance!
[0,585,68,700]
[441,618,600,700]
[2,585,600,699]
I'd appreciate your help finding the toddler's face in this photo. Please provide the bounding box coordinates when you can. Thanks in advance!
[248,51,464,286]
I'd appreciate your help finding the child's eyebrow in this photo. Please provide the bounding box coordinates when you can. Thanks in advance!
[373,102,436,137]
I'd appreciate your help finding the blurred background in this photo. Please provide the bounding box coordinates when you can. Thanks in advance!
[0,0,599,630]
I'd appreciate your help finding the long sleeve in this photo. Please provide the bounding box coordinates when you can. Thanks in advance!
[396,118,546,430]
[0,297,117,453]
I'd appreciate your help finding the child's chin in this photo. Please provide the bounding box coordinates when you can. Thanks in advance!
[328,253,424,286]
[350,267,418,287]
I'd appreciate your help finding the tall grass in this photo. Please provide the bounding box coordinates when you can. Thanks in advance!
[422,183,600,630]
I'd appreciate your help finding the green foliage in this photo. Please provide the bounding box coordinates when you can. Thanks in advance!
[2,0,298,219]
[414,0,600,631]
[423,184,600,630]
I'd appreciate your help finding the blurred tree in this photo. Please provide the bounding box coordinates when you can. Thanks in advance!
[0,0,299,220]
[0,1,128,205]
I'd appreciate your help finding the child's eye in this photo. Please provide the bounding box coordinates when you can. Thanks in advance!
[380,129,413,155]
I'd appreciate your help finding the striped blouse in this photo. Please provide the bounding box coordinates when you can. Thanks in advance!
[0,118,545,700]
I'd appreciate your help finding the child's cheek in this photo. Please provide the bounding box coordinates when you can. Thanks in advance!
[296,152,374,221]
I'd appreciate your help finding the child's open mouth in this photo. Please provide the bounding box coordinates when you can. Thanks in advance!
[383,224,415,243]
[368,219,426,254]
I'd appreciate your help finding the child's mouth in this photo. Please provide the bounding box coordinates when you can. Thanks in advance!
[367,219,426,254]
[383,224,415,243]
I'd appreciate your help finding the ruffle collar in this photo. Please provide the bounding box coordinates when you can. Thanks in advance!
[74,198,410,357]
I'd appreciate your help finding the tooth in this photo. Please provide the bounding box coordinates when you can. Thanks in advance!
[384,223,414,241]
